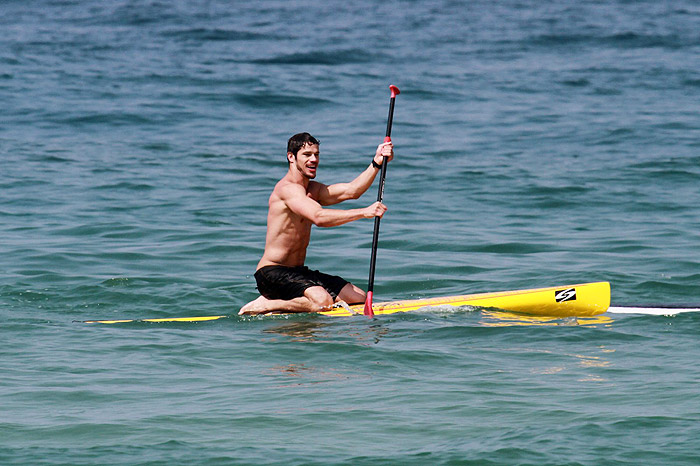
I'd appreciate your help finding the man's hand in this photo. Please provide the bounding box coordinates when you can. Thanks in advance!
[363,201,387,219]
[373,142,394,167]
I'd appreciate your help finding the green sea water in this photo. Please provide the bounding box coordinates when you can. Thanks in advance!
[2,0,699,464]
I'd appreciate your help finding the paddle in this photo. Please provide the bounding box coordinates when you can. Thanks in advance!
[364,84,400,317]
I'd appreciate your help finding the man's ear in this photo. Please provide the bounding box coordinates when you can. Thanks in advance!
[287,152,295,163]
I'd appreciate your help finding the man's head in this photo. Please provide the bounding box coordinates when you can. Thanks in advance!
[287,132,320,179]
[287,132,320,159]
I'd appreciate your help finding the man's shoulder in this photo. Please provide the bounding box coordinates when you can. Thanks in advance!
[274,177,309,199]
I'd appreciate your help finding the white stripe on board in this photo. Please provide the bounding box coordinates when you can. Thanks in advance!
[608,306,700,316]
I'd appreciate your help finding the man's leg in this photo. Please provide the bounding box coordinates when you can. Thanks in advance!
[239,286,334,315]
[337,282,366,305]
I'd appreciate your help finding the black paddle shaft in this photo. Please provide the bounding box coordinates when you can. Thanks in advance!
[367,93,397,293]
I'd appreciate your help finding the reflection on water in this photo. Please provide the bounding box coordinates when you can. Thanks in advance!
[262,363,370,394]
[522,346,615,383]
[257,309,614,342]
[261,320,332,342]
[479,309,614,327]
[261,318,390,344]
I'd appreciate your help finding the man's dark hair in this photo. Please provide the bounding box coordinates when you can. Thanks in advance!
[287,132,320,159]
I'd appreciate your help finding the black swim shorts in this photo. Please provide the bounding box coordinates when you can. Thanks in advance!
[254,265,348,301]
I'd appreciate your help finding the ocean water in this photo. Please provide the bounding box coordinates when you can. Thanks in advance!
[2,0,699,464]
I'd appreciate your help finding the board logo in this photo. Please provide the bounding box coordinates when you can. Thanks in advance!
[555,288,577,302]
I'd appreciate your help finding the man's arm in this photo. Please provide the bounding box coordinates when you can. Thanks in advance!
[282,183,387,228]
[315,142,393,206]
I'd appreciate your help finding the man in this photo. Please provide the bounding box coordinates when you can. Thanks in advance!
[239,132,394,315]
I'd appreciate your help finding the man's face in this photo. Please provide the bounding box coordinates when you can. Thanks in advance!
[289,143,319,179]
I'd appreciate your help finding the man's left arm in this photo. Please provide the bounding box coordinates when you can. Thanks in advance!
[315,142,394,206]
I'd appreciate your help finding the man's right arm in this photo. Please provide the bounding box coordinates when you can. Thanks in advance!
[282,184,386,228]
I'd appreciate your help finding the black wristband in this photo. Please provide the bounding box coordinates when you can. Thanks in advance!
[372,159,382,169]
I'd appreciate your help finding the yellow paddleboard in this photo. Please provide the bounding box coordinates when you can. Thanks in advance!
[81,282,610,324]
[323,281,610,317]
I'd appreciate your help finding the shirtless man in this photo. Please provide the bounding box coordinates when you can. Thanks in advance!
[239,132,394,315]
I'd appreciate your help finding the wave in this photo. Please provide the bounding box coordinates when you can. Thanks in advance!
[250,48,376,66]
[52,112,155,127]
[524,32,695,49]
[160,28,276,42]
[233,92,331,108]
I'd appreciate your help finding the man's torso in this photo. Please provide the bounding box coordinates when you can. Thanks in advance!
[257,178,324,269]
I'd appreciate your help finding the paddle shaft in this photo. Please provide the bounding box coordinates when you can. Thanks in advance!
[365,86,399,316]
[366,101,395,291]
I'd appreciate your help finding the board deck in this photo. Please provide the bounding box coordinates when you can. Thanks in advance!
[323,281,610,317]
[81,282,610,324]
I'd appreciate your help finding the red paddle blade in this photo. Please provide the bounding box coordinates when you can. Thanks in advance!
[364,291,375,317]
